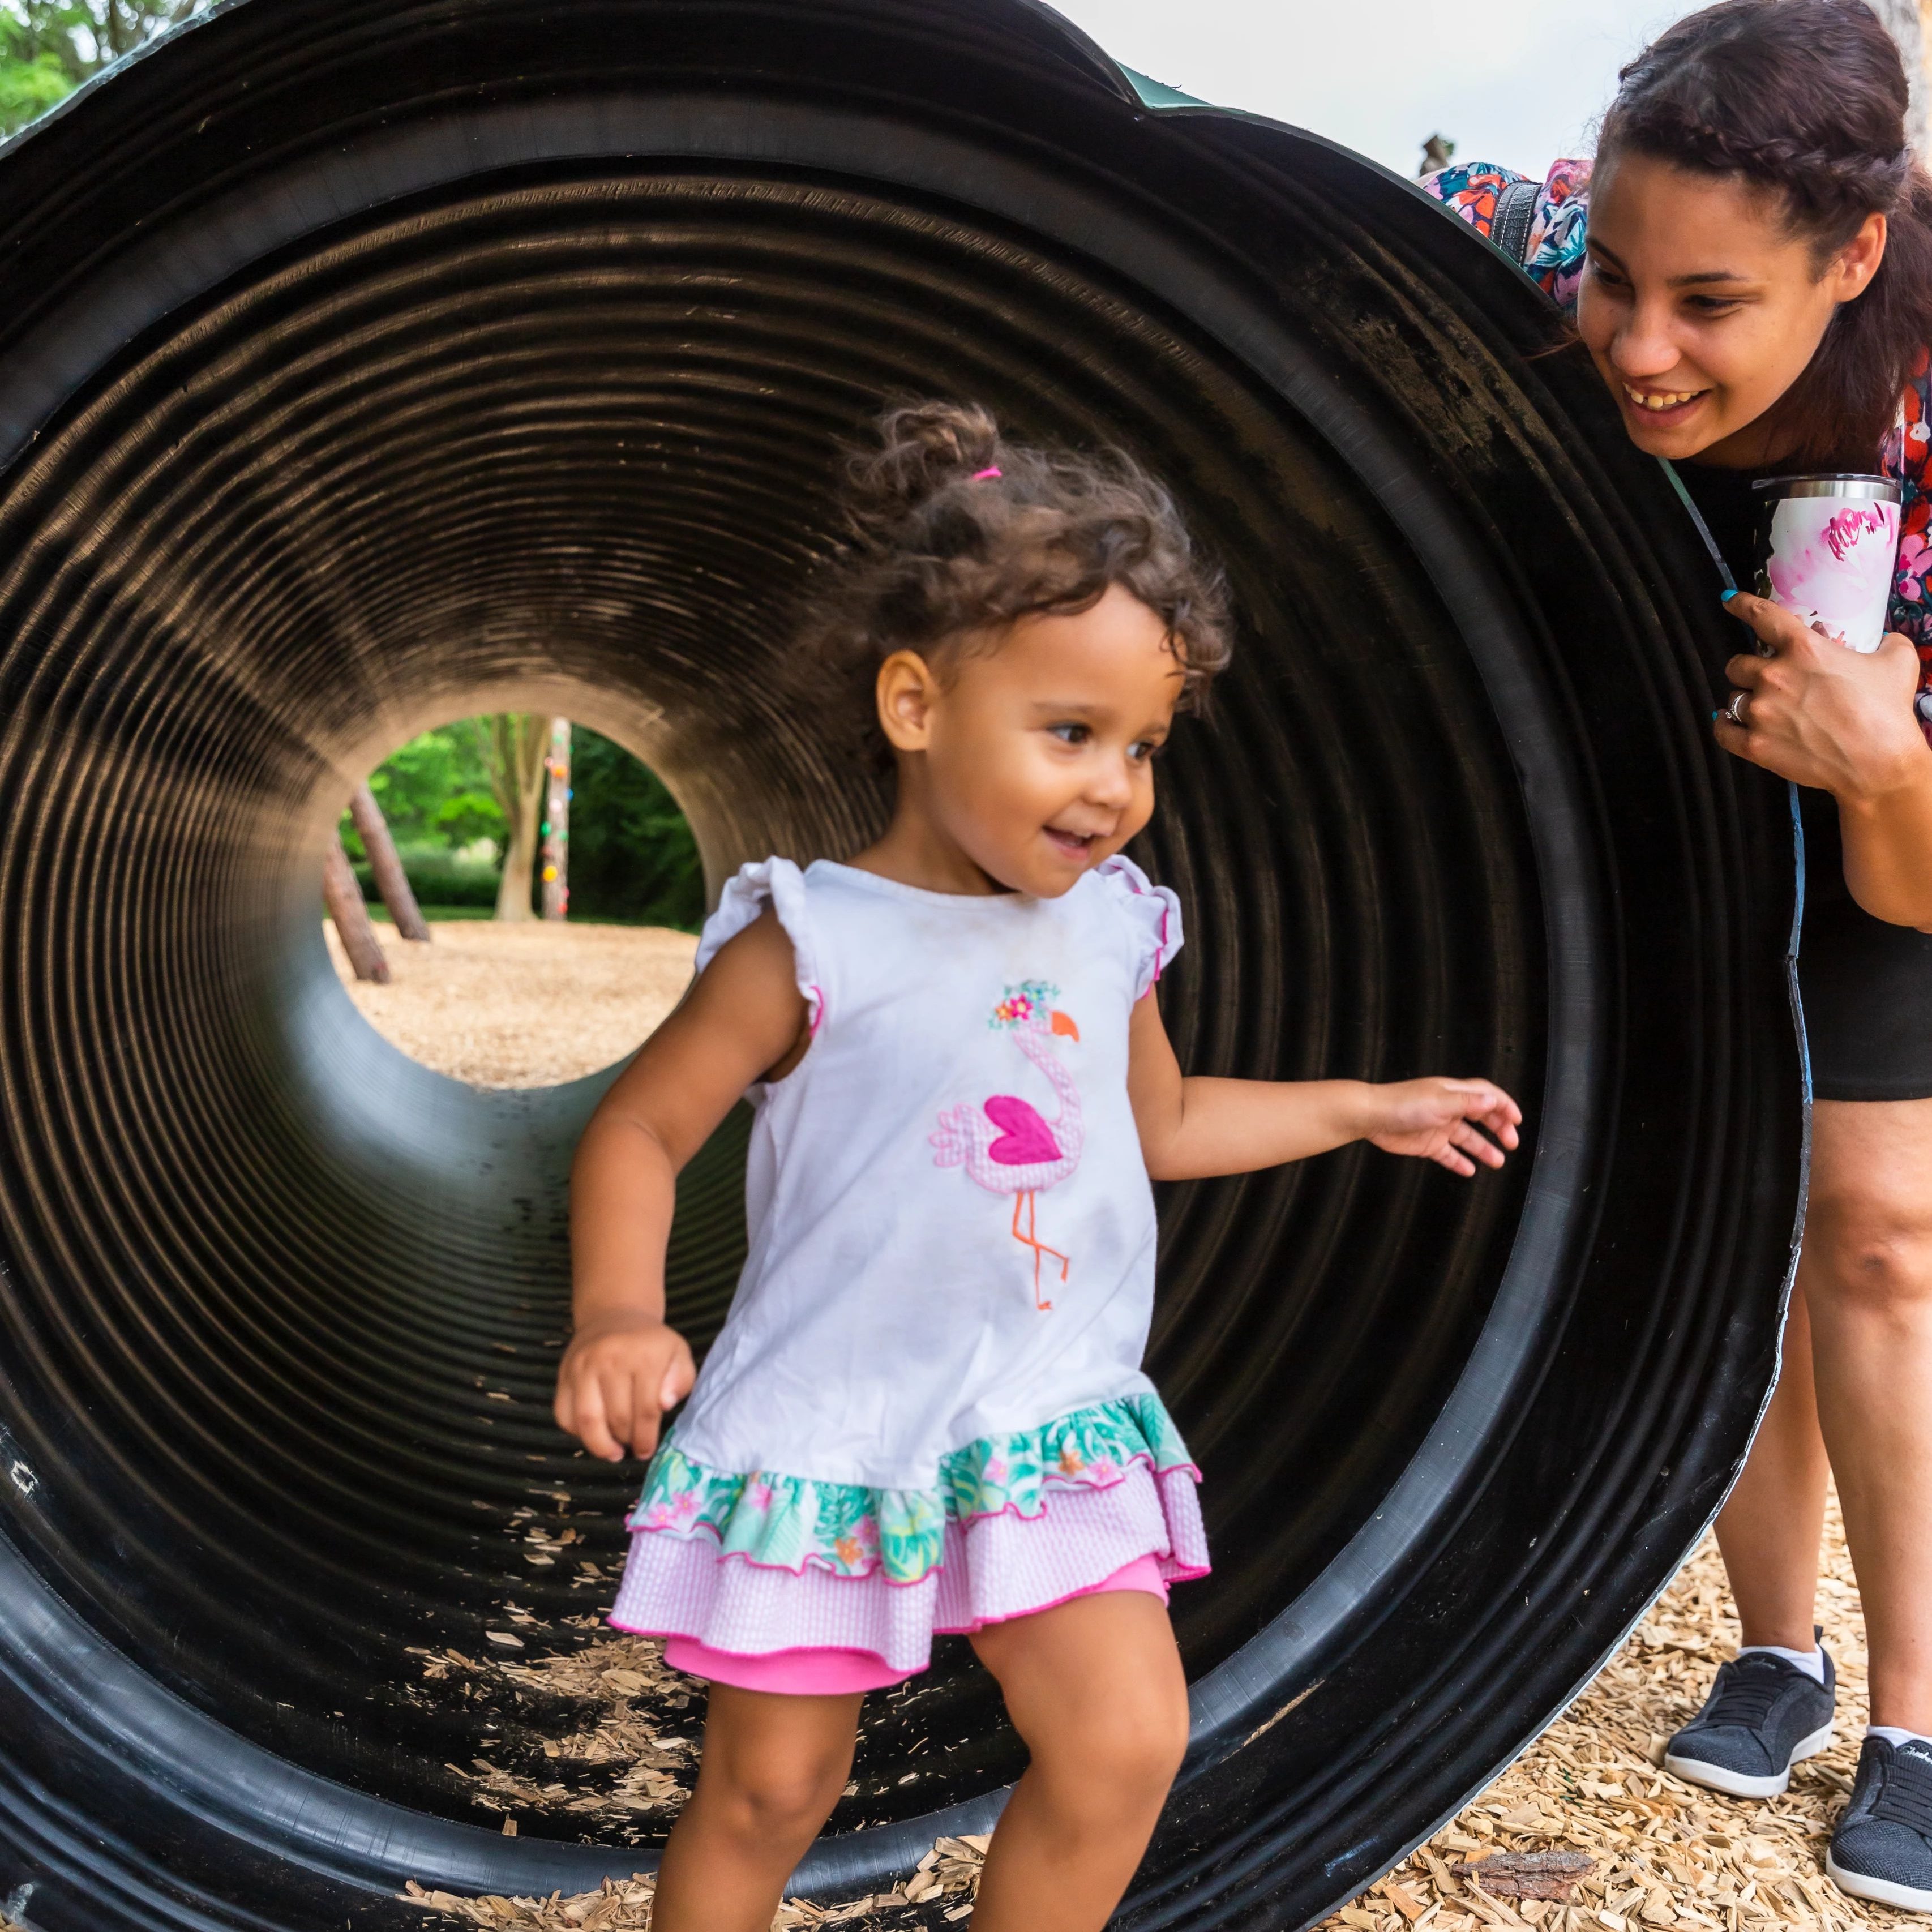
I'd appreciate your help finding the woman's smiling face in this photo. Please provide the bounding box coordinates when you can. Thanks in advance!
[1577,148,1886,466]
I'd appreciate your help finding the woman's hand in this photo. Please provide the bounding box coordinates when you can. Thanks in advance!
[1715,593,1932,927]
[1366,1078,1523,1177]
[1713,593,1927,798]
[554,1311,696,1462]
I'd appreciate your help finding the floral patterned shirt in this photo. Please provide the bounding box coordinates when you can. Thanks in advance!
[1422,158,1932,730]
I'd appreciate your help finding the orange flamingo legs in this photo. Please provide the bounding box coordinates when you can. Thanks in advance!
[1010,1191,1070,1310]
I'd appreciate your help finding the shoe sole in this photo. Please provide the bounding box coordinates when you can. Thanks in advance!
[1664,1721,1835,1798]
[1826,1852,1932,1913]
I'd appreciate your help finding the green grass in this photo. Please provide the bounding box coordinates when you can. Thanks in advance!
[366,905,496,923]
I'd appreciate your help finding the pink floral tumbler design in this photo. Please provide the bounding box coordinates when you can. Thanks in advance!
[1755,474,1903,654]
[931,981,1083,1311]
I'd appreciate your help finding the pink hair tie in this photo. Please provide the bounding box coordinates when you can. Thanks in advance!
[972,466,1002,480]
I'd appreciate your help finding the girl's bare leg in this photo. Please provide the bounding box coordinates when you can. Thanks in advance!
[1715,1282,1830,1650]
[650,1682,864,1932]
[1802,1096,1932,1730]
[967,1587,1190,1932]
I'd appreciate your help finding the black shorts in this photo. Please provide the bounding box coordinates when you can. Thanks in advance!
[1798,789,1932,1103]
[1800,908,1932,1102]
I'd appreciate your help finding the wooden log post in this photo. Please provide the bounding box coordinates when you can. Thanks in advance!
[348,782,431,941]
[541,718,571,922]
[322,831,391,983]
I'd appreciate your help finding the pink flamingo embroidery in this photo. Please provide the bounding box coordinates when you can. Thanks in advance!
[931,982,1083,1311]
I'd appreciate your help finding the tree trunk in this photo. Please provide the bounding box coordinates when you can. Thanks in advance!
[348,782,431,941]
[541,718,571,920]
[322,832,390,982]
[475,713,550,922]
[496,803,538,920]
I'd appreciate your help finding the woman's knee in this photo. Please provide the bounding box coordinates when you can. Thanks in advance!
[1806,1185,1932,1315]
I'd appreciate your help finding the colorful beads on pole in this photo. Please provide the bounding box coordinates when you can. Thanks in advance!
[541,717,570,920]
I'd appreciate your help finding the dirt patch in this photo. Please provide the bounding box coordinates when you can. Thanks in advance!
[324,919,697,1087]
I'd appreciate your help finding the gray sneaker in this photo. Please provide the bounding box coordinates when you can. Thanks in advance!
[1828,1734,1932,1912]
[1663,1639,1835,1798]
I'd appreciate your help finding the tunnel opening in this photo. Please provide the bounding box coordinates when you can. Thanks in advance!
[0,5,1803,1926]
[323,715,705,1088]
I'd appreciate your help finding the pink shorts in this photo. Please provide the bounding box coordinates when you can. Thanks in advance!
[662,1552,1171,1695]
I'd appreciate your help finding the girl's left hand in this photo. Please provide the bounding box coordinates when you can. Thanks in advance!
[1367,1077,1522,1177]
[1713,593,1927,800]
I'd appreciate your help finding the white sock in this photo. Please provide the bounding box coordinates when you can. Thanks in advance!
[1867,1725,1932,1748]
[1740,1643,1826,1683]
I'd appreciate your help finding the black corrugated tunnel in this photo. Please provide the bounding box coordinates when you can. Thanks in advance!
[0,3,1804,1929]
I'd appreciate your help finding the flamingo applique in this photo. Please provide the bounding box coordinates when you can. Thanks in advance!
[931,982,1083,1311]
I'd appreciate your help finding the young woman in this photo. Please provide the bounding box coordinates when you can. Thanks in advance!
[1429,0,1932,1909]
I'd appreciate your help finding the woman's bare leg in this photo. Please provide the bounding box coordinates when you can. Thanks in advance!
[650,1682,864,1932]
[1803,1096,1932,1730]
[1715,1283,1830,1651]
[967,1588,1190,1932]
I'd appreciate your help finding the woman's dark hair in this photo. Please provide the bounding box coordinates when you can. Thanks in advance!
[1600,0,1932,469]
[796,401,1230,768]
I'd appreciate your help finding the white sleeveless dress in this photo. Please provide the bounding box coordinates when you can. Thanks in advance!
[608,855,1209,1676]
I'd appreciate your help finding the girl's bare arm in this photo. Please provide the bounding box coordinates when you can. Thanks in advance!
[1125,989,1520,1181]
[556,909,807,1461]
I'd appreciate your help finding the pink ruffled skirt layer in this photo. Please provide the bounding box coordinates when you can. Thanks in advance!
[609,1460,1208,1691]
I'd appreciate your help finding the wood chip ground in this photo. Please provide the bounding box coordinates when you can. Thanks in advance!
[324,918,697,1087]
[395,1488,1920,1931]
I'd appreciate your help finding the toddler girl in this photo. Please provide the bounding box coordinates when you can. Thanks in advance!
[554,401,1522,1932]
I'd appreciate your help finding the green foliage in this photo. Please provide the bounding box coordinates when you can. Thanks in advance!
[433,789,505,851]
[339,725,506,863]
[341,717,702,930]
[350,843,500,911]
[1,1,208,135]
[0,44,67,132]
[567,727,704,931]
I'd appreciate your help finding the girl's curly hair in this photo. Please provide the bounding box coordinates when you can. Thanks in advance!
[796,401,1231,767]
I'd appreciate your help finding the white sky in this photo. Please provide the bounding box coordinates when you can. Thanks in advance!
[1047,0,1705,180]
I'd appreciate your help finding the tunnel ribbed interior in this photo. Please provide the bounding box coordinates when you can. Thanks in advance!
[0,7,1809,1922]
[0,165,1536,1829]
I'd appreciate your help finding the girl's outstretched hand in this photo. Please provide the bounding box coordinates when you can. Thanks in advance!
[1366,1078,1522,1178]
[554,1312,696,1462]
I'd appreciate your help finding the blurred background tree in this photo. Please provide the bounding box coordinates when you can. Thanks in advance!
[566,727,704,929]
[1,1,207,135]
[339,718,701,930]
[471,713,550,922]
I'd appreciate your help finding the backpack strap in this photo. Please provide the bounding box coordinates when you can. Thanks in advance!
[1489,177,1541,265]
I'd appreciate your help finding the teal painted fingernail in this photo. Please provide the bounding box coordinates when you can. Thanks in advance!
[1720,588,1738,602]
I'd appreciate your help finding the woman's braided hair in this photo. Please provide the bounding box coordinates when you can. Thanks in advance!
[1600,0,1932,469]
[795,401,1231,770]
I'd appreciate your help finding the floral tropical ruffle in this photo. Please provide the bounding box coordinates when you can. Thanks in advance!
[626,1393,1196,1586]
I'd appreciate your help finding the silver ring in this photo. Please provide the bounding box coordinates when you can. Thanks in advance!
[1723,689,1749,727]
